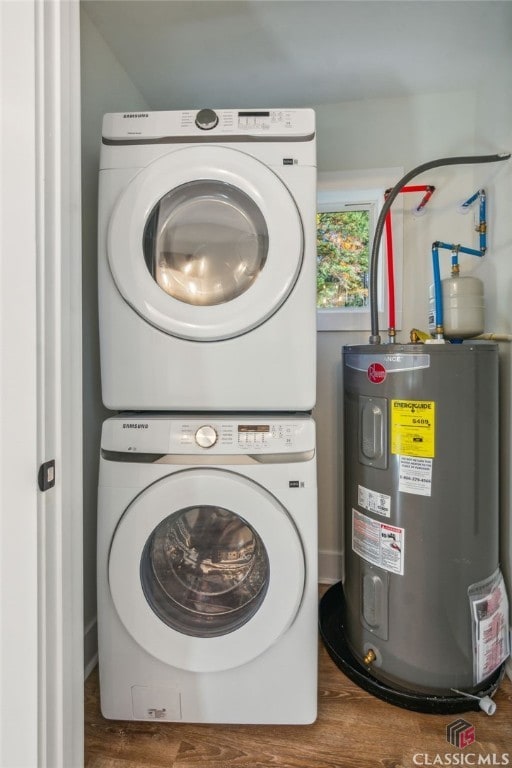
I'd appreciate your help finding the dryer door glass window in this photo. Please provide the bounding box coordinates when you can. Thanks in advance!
[140,505,270,638]
[143,181,269,306]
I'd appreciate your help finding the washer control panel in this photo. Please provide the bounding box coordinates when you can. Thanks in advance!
[178,420,301,452]
[102,415,315,455]
[182,421,298,451]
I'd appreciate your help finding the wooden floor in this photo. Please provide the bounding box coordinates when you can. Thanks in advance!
[85,589,512,768]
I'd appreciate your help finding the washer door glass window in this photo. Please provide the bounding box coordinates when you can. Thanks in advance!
[143,181,268,307]
[108,468,305,672]
[141,505,269,638]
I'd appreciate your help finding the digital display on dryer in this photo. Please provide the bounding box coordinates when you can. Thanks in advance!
[238,425,270,433]
[238,111,270,117]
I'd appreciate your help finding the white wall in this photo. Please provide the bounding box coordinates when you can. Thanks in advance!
[314,88,512,585]
[80,8,150,673]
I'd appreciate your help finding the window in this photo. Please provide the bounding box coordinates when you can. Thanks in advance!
[317,168,404,332]
[317,207,371,310]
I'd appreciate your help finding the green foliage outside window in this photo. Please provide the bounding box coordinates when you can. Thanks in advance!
[317,210,370,309]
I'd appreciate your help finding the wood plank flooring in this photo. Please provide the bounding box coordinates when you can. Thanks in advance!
[85,587,512,768]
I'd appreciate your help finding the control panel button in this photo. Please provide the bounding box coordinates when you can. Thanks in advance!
[195,109,219,130]
[195,425,218,448]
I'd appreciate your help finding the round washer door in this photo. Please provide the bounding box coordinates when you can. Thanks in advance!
[108,468,305,672]
[107,145,303,341]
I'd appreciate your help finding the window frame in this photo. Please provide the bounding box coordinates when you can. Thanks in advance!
[316,168,404,332]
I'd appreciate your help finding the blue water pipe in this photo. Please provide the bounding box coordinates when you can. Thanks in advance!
[461,188,487,254]
[461,190,480,208]
[431,190,487,338]
[368,154,510,345]
[436,241,483,261]
[479,190,487,254]
[431,244,444,336]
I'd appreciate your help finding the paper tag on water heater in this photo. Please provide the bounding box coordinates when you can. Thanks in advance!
[468,570,510,685]
[398,456,433,496]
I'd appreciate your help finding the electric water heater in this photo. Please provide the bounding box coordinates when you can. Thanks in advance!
[342,341,508,695]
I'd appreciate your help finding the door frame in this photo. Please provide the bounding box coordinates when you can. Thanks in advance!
[0,1,83,766]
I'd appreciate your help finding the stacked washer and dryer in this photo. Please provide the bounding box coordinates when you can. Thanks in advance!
[96,109,319,724]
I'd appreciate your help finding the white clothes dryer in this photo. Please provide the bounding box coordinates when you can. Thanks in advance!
[98,108,316,411]
[97,413,318,724]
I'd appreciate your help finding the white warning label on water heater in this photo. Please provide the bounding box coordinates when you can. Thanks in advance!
[398,456,433,496]
[358,484,391,517]
[352,509,404,575]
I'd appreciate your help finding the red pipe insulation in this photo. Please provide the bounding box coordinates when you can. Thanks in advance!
[384,185,435,335]
[385,211,396,330]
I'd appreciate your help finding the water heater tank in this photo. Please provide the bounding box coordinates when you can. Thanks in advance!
[342,342,508,695]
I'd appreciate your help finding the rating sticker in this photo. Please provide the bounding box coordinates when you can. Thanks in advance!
[358,484,391,517]
[391,399,435,458]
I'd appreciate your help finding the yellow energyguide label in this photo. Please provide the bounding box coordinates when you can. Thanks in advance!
[391,399,435,458]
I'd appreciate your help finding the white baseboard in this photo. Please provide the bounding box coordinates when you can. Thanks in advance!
[85,653,98,681]
[84,616,98,679]
[318,549,343,584]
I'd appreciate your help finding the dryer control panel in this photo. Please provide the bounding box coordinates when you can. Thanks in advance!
[102,108,315,141]
[101,415,315,455]
[191,109,308,134]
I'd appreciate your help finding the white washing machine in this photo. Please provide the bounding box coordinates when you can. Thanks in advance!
[97,413,317,724]
[98,108,316,411]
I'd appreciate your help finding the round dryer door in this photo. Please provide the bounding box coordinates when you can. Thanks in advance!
[108,468,305,672]
[107,145,303,341]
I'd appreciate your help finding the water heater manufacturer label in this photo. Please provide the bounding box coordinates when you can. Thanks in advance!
[352,509,404,575]
[367,362,387,384]
[358,484,391,517]
[391,399,436,458]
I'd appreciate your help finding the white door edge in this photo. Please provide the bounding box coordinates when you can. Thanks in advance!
[0,2,84,767]
[36,2,84,767]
